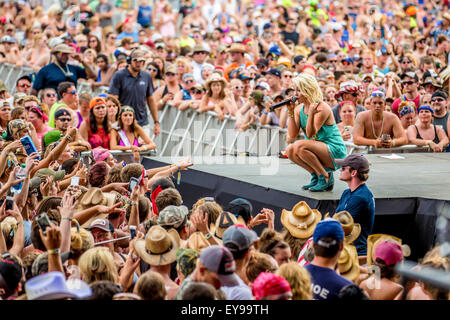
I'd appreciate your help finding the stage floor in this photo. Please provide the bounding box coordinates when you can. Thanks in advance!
[147,153,450,201]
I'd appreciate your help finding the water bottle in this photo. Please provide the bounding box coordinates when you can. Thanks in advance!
[11,164,26,194]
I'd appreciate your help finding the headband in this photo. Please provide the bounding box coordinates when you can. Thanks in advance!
[339,101,355,109]
[30,106,48,122]
[182,73,194,81]
[399,104,416,117]
[418,106,434,114]
[120,106,134,114]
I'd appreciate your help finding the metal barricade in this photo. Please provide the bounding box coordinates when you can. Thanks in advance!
[80,149,157,166]
[0,63,34,93]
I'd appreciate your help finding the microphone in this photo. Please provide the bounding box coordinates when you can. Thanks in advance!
[269,96,297,112]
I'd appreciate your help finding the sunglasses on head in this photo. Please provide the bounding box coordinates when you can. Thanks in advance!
[57,117,72,122]
[371,91,385,98]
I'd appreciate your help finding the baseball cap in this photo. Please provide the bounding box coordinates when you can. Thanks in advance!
[263,68,282,78]
[29,176,42,193]
[157,205,189,229]
[223,225,257,252]
[374,240,403,266]
[227,198,253,223]
[432,90,448,100]
[31,251,70,277]
[369,37,378,44]
[130,49,146,61]
[54,108,71,119]
[89,97,107,109]
[0,81,7,92]
[43,130,62,148]
[88,218,114,233]
[293,55,304,65]
[255,82,270,91]
[313,218,345,243]
[0,258,23,298]
[199,245,239,287]
[263,22,273,30]
[334,154,370,173]
[176,248,199,277]
[92,148,111,162]
[401,71,419,82]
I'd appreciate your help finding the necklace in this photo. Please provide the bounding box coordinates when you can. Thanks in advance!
[371,111,384,139]
[54,60,74,78]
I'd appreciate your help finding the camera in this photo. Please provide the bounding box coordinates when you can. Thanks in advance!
[36,212,52,236]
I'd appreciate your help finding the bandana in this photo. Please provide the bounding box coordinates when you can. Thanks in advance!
[418,106,434,114]
[399,104,416,117]
[151,185,163,216]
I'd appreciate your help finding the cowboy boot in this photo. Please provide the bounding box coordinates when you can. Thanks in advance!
[310,173,334,192]
[302,173,318,190]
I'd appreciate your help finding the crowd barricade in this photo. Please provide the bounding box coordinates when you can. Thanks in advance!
[80,149,157,166]
[77,81,110,97]
[344,142,436,154]
[150,104,290,157]
[0,63,34,93]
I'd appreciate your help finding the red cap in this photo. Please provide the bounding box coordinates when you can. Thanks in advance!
[374,241,403,266]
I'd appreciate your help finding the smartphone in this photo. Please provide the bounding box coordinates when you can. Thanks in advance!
[36,212,51,236]
[71,176,80,186]
[20,135,41,160]
[129,225,136,239]
[381,134,391,141]
[5,196,14,211]
[129,177,140,192]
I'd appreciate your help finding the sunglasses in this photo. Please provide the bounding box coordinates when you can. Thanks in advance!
[402,81,415,85]
[417,39,426,44]
[432,98,445,102]
[6,29,14,32]
[89,39,97,42]
[184,79,194,84]
[166,72,176,76]
[190,89,202,94]
[147,67,158,72]
[132,59,145,63]
[25,105,38,111]
[194,51,207,55]
[283,75,293,78]
[66,90,77,95]
[109,36,116,40]
[363,79,372,83]
[329,60,337,63]
[400,60,411,64]
[18,83,31,88]
[57,117,72,122]
[46,93,57,97]
[233,86,244,89]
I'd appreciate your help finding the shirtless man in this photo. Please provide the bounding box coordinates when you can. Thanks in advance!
[353,91,408,148]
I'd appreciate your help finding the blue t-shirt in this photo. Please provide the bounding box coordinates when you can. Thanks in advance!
[305,264,353,300]
[32,63,87,91]
[335,184,375,255]
[137,5,152,27]
[117,30,139,42]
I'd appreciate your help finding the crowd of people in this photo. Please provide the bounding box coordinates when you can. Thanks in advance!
[0,0,449,301]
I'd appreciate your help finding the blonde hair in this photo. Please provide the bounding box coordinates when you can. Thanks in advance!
[1,216,17,247]
[246,251,278,283]
[70,227,94,260]
[78,247,118,284]
[276,262,313,300]
[293,73,323,104]
[175,57,192,74]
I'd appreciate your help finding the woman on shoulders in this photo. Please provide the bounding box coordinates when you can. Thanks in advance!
[406,105,449,152]
[110,106,156,162]
[79,97,111,150]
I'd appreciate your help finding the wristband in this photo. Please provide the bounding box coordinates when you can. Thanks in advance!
[154,120,160,124]
[261,110,268,115]
[1,151,8,157]
[65,135,72,141]
[288,111,295,118]
[130,201,137,206]
[205,233,212,239]
[62,217,73,222]
[48,248,60,255]
[16,221,23,227]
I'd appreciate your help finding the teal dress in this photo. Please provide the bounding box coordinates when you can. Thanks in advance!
[299,105,347,170]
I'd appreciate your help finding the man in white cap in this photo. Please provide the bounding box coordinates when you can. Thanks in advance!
[31,44,96,96]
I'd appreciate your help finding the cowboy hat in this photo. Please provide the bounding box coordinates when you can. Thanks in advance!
[277,56,292,68]
[204,74,227,92]
[51,44,74,54]
[186,231,210,252]
[134,225,180,266]
[281,201,322,239]
[366,234,411,266]
[210,211,239,240]
[338,244,360,282]
[324,211,361,245]
[227,43,246,54]
[77,188,117,228]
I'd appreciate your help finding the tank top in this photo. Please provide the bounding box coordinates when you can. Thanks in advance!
[162,84,183,98]
[414,125,440,144]
[118,129,140,147]
[87,120,110,149]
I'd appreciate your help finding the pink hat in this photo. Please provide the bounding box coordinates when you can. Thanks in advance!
[374,240,403,266]
[251,272,291,300]
[92,148,110,162]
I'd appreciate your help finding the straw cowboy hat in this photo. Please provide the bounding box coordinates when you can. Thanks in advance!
[227,43,246,54]
[338,244,360,282]
[366,234,411,266]
[51,44,74,54]
[205,74,227,92]
[210,211,239,240]
[134,225,180,266]
[281,201,322,239]
[77,188,117,228]
[324,211,361,245]
[186,231,210,252]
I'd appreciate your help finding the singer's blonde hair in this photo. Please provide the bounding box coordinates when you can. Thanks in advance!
[78,247,118,284]
[293,73,323,104]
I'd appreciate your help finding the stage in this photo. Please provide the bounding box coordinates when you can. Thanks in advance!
[142,153,450,261]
